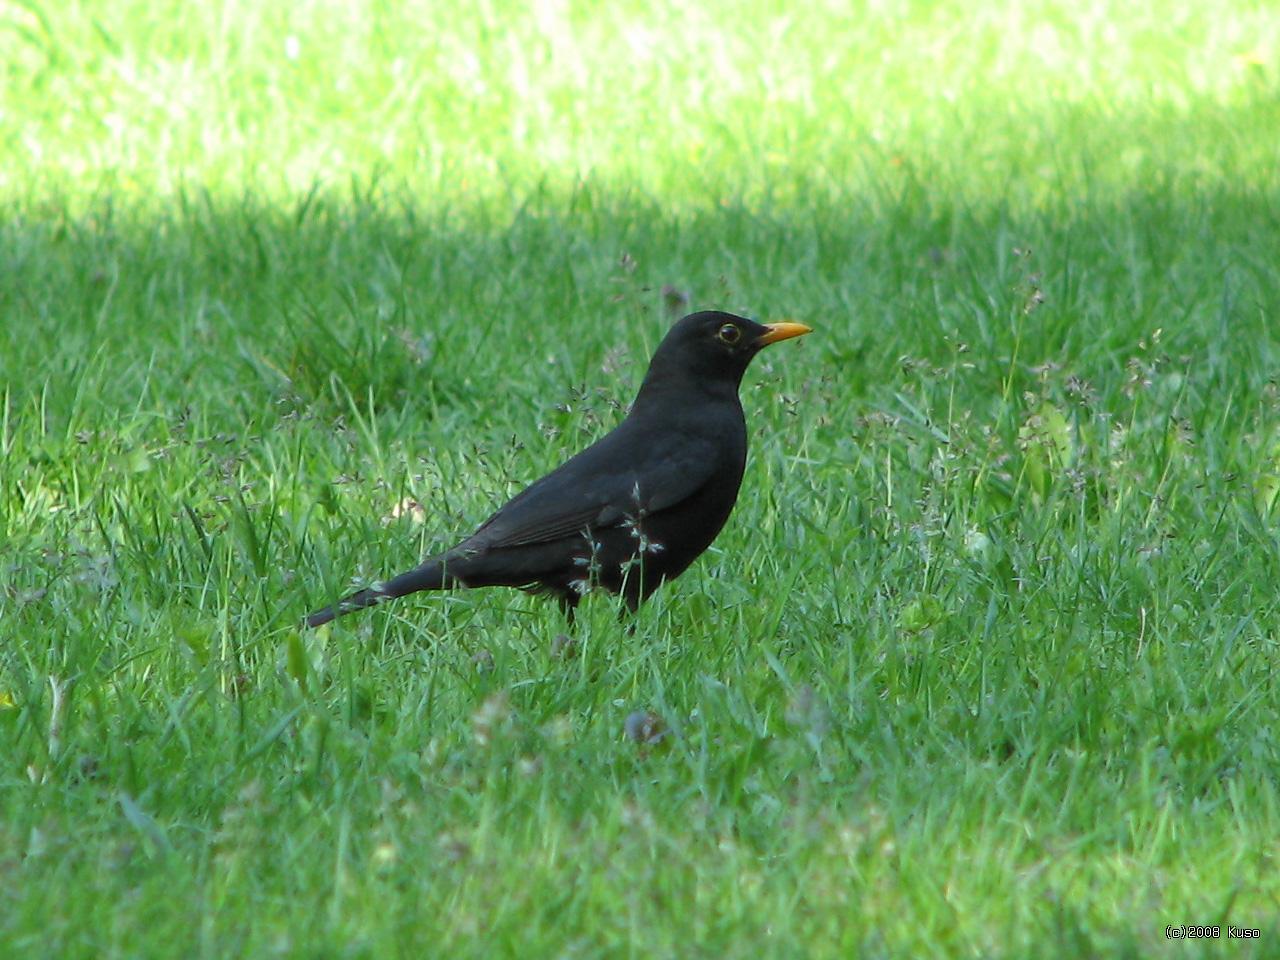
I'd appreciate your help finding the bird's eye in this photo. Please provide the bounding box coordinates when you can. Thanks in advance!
[717,323,741,345]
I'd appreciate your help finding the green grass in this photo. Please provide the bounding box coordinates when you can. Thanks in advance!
[3,0,1280,955]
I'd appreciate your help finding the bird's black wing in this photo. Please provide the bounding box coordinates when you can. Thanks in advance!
[463,421,722,551]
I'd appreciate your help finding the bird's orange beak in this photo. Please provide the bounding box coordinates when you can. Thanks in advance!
[756,321,813,346]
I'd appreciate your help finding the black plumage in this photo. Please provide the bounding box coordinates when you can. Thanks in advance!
[306,310,811,627]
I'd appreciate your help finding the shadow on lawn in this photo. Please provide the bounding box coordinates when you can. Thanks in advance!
[3,166,1277,672]
[0,169,1275,433]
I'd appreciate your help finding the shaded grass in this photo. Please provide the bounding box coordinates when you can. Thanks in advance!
[3,0,1280,957]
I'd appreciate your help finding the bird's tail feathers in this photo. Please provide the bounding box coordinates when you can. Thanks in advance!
[305,560,451,628]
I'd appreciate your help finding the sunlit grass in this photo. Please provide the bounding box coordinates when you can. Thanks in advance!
[2,0,1280,957]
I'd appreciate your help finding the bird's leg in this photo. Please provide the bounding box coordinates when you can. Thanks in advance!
[615,583,643,634]
[557,592,579,626]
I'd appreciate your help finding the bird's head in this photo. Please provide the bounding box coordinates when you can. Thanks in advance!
[640,310,813,397]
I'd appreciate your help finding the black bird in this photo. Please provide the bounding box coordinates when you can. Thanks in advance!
[306,310,811,627]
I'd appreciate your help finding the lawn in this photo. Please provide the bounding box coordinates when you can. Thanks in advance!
[2,0,1280,956]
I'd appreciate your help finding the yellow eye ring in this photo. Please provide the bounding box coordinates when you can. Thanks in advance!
[717,323,741,344]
